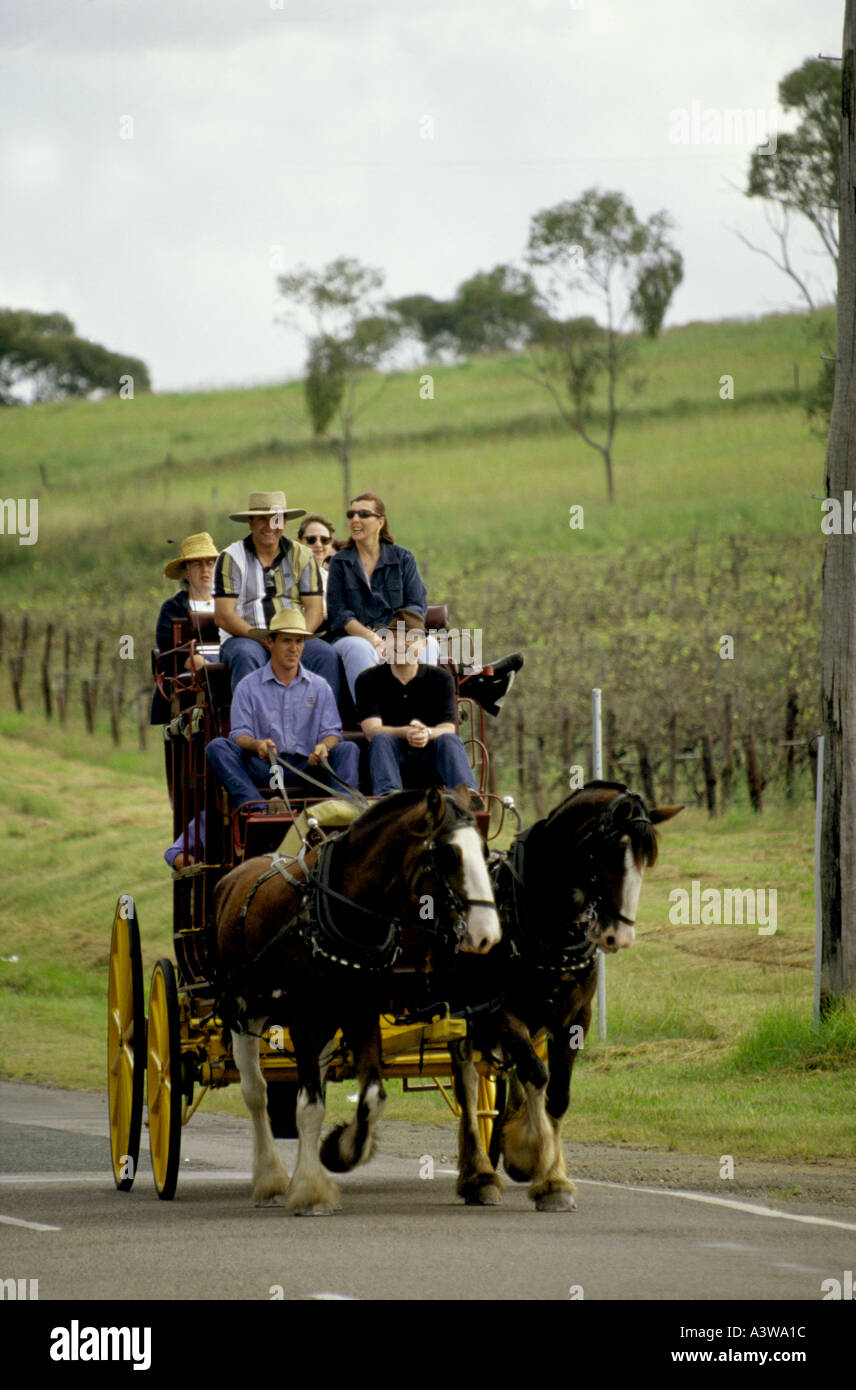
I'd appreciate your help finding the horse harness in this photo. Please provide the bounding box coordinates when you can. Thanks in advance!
[495,783,652,979]
[230,793,494,977]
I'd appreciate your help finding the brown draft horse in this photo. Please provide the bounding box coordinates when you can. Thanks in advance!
[451,781,681,1211]
[213,786,500,1215]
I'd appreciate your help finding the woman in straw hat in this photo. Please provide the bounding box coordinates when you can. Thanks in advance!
[151,532,220,724]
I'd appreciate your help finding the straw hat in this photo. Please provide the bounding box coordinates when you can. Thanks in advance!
[229,490,306,523]
[164,532,220,581]
[248,607,311,644]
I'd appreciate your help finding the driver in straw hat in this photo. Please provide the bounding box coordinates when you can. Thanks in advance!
[214,490,343,703]
[205,607,360,808]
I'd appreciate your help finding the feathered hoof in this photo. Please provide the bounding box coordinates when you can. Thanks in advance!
[285,1177,341,1216]
[320,1122,378,1173]
[252,1166,289,1206]
[463,1183,504,1207]
[291,1200,338,1217]
[532,1182,577,1213]
[319,1123,352,1173]
[458,1171,505,1206]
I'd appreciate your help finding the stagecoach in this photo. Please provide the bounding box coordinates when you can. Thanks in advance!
[107,606,517,1200]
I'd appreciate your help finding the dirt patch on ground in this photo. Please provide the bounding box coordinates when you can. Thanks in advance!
[379,1121,856,1213]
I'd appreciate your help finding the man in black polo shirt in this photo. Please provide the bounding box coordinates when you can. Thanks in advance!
[356,610,478,796]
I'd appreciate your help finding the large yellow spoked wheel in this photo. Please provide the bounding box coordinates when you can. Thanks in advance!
[146,959,183,1201]
[107,895,145,1192]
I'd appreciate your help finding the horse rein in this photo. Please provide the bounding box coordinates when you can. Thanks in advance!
[271,751,369,810]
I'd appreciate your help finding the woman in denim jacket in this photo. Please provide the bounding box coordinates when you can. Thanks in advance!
[326,492,438,699]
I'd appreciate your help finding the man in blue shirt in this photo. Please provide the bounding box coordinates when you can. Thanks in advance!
[206,609,359,806]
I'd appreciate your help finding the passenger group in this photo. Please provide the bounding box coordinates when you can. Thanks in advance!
[153,488,503,811]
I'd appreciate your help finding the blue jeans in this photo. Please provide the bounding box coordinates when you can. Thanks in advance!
[367,732,476,796]
[206,737,360,806]
[220,635,342,703]
[333,634,441,700]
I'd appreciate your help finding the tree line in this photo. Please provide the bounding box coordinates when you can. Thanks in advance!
[0,309,151,405]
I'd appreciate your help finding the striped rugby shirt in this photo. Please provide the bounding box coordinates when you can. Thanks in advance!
[214,534,322,645]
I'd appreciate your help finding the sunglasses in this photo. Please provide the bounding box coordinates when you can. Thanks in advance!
[346,509,381,520]
[303,533,331,545]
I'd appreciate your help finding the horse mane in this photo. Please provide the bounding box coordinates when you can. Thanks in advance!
[543,781,628,826]
[540,781,659,868]
[345,786,472,852]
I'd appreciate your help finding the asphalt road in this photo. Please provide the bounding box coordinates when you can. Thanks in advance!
[2,1080,855,1307]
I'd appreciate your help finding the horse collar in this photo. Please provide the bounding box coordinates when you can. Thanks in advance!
[300,837,401,972]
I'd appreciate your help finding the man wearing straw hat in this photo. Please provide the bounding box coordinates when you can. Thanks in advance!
[205,608,360,807]
[214,490,342,701]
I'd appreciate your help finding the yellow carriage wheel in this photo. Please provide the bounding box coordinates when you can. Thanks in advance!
[146,959,183,1200]
[107,895,145,1192]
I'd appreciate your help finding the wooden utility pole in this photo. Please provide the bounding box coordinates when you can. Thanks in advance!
[820,0,856,1010]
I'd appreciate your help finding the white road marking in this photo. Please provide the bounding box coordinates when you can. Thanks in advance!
[698,1240,759,1251]
[307,1292,359,1300]
[0,1213,62,1231]
[771,1261,828,1273]
[576,1178,856,1232]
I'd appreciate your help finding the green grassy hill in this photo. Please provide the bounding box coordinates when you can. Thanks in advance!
[0,308,831,596]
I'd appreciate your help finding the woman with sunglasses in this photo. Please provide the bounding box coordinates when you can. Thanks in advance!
[297,513,336,615]
[326,491,437,700]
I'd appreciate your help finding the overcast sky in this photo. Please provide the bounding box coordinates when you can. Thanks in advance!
[1,0,844,393]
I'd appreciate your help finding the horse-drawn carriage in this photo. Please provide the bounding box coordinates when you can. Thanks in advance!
[107,606,517,1204]
[108,606,679,1212]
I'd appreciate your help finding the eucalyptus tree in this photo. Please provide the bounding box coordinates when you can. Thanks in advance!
[523,188,683,501]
